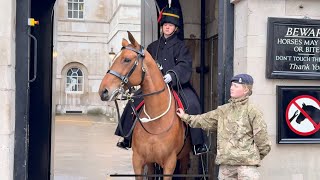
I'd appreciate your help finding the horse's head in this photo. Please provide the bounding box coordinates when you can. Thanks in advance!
[296,112,304,124]
[296,103,307,124]
[296,103,319,124]
[99,31,146,101]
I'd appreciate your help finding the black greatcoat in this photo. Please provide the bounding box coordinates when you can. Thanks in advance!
[115,33,206,145]
[146,34,200,115]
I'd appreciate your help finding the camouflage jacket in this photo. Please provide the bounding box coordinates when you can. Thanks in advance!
[181,96,271,166]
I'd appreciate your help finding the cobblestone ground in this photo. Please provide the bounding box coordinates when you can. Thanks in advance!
[54,114,134,180]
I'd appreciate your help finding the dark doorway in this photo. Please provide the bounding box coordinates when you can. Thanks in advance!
[15,0,56,180]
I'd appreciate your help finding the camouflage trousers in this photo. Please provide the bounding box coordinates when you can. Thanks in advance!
[218,165,260,180]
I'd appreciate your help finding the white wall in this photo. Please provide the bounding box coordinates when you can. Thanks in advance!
[54,0,141,116]
[107,0,141,53]
[233,0,320,179]
[0,0,16,179]
[55,0,110,114]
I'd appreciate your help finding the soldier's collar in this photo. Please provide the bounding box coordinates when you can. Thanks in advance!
[228,96,249,105]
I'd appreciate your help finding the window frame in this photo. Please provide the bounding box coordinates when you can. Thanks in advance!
[67,0,84,20]
[65,67,84,94]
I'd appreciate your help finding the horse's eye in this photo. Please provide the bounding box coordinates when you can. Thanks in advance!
[124,58,131,63]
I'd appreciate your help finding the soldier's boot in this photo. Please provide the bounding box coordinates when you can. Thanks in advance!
[116,138,131,150]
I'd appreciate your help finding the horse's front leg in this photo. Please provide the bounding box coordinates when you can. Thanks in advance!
[179,154,190,180]
[132,152,145,180]
[163,155,177,180]
[146,163,155,180]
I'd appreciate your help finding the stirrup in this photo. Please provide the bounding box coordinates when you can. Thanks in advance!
[193,144,209,156]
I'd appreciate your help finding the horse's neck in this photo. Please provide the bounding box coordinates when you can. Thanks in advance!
[140,74,172,118]
[142,86,170,115]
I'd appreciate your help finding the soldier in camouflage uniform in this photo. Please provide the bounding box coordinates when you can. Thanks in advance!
[176,74,271,180]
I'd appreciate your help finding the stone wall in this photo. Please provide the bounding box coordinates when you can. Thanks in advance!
[0,1,15,179]
[54,0,140,117]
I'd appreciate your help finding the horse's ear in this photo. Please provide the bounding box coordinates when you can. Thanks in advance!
[122,38,129,47]
[127,31,140,48]
[302,103,306,107]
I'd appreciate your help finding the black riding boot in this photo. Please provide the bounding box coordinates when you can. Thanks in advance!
[189,127,209,155]
[116,138,131,150]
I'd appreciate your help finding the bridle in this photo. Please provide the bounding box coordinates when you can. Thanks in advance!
[107,46,146,92]
[106,45,167,99]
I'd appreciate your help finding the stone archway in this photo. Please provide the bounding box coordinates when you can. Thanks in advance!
[57,62,89,114]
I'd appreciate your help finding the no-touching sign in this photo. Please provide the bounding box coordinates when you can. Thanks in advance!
[277,86,320,144]
[286,95,320,136]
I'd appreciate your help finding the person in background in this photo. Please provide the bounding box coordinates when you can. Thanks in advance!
[115,6,209,155]
[176,74,272,179]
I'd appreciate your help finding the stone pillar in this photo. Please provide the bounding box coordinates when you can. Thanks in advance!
[0,0,16,180]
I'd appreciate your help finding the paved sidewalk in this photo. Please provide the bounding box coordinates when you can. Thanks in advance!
[53,114,134,180]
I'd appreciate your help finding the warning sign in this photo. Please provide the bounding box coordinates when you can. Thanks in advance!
[286,95,320,136]
[277,86,320,144]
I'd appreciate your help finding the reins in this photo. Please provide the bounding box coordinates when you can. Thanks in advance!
[114,99,139,138]
[116,85,175,136]
[141,84,172,123]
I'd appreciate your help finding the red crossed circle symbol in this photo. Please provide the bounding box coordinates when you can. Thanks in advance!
[285,95,320,136]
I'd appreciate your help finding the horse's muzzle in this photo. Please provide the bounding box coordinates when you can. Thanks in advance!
[100,89,109,101]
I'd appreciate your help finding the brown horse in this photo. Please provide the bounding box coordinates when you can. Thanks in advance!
[99,31,191,179]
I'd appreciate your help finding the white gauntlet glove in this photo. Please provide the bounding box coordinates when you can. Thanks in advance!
[163,74,172,84]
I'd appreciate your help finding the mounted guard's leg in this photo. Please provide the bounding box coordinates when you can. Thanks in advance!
[189,123,208,155]
[115,90,143,149]
[114,102,134,140]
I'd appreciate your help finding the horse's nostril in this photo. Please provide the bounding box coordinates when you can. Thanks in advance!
[103,89,108,95]
[100,89,109,101]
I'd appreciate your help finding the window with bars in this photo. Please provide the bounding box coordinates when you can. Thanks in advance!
[66,68,84,93]
[67,0,84,19]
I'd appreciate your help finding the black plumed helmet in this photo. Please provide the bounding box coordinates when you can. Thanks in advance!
[159,7,181,27]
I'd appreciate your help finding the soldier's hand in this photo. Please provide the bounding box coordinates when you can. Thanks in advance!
[176,108,185,117]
